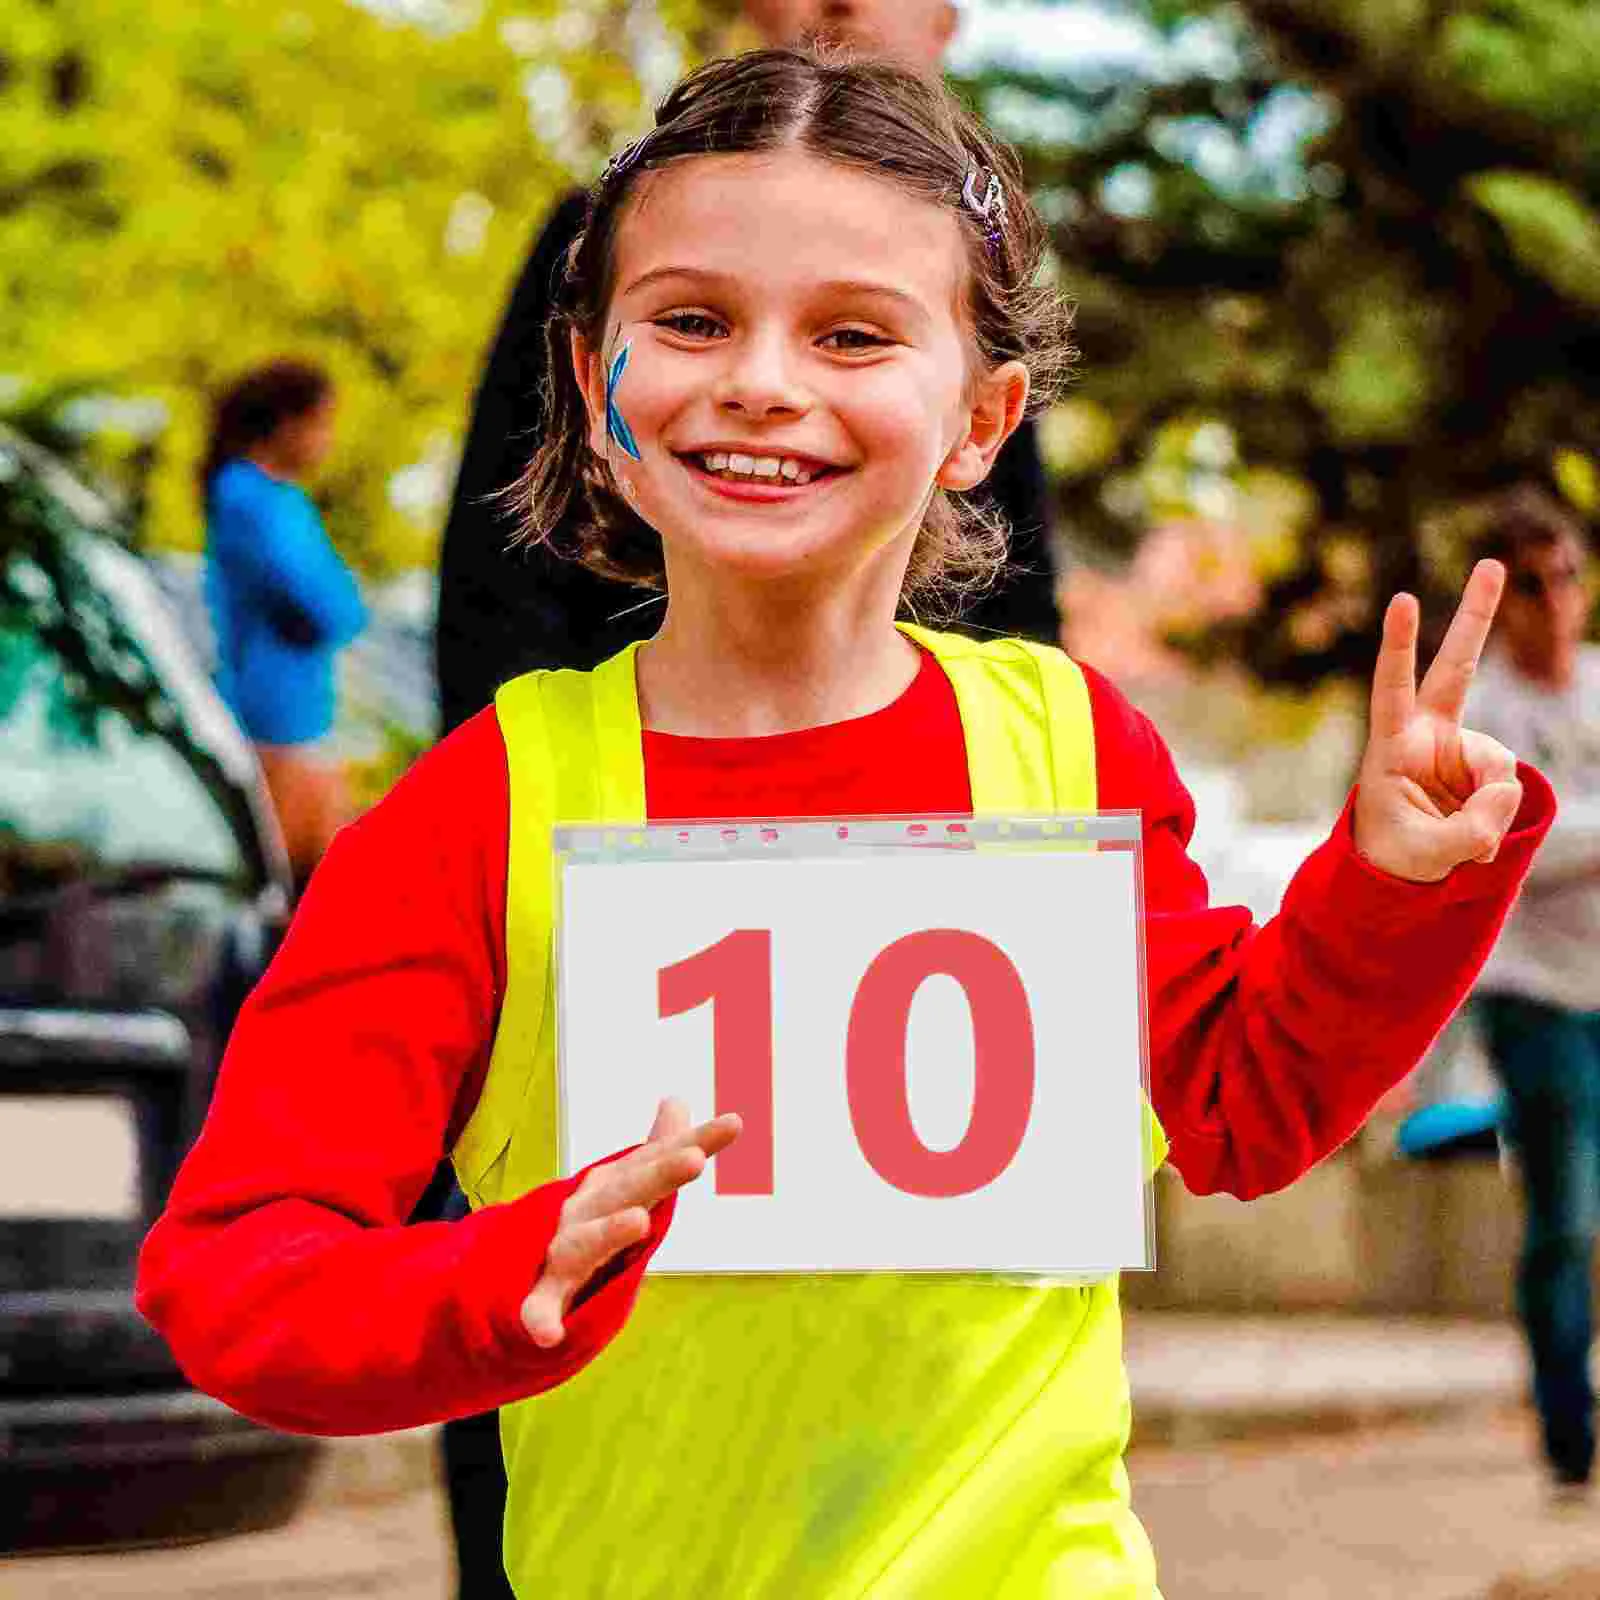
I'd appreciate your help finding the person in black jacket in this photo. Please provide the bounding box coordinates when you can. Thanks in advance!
[434,1,1060,740]
[429,6,1056,1595]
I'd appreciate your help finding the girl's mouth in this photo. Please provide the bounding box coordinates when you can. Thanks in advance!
[676,449,848,501]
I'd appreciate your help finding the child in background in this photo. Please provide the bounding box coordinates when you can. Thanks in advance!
[141,49,1552,1598]
[201,361,367,892]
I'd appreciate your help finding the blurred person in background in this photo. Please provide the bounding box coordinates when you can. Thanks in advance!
[432,0,1059,742]
[428,6,1065,1596]
[201,360,368,896]
[1464,484,1600,1500]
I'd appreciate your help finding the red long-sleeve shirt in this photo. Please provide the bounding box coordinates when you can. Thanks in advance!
[137,651,1553,1436]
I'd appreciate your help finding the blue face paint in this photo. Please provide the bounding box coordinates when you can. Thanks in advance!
[605,340,643,463]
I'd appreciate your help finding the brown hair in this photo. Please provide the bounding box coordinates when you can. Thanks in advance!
[201,359,332,492]
[514,47,1076,620]
[1472,483,1589,569]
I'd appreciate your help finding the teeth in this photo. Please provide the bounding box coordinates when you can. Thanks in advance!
[696,451,821,486]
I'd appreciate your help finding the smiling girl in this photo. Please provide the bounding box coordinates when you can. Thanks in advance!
[141,49,1552,1599]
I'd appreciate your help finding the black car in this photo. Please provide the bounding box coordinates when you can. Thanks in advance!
[0,425,320,1551]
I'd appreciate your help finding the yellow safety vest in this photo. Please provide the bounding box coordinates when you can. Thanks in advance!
[454,624,1166,1599]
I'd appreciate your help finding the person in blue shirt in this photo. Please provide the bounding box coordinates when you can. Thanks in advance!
[201,360,367,891]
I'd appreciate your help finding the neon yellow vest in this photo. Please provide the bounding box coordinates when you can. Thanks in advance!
[455,625,1165,1599]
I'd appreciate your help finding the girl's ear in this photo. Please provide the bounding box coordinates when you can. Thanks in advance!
[572,328,609,457]
[936,360,1030,493]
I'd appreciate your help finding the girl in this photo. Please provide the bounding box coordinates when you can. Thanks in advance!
[201,360,368,892]
[141,50,1552,1598]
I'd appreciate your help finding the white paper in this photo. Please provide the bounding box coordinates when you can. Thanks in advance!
[559,847,1147,1274]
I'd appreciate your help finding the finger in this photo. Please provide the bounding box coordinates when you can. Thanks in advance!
[649,1097,690,1143]
[1439,778,1523,870]
[1435,727,1514,808]
[1417,559,1505,724]
[613,1114,743,1206]
[519,1276,566,1349]
[1459,728,1517,792]
[638,1110,743,1164]
[565,1142,709,1224]
[688,1111,743,1160]
[591,1107,730,1185]
[1469,779,1523,864]
[521,1208,653,1347]
[545,1206,653,1280]
[566,1113,743,1223]
[1369,592,1419,742]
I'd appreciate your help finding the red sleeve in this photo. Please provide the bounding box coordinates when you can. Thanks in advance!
[1082,663,1556,1199]
[135,710,670,1437]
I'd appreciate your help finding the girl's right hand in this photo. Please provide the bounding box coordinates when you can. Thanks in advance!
[520,1099,742,1349]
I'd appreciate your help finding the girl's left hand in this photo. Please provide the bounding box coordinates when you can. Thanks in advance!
[1353,559,1524,884]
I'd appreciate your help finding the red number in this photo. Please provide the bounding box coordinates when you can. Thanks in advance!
[658,930,773,1195]
[847,931,1034,1197]
[660,927,1035,1200]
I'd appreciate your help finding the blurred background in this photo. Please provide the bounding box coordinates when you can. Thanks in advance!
[4,1,1600,1595]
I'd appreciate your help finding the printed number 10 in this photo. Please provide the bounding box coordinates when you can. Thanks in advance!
[658,929,1036,1199]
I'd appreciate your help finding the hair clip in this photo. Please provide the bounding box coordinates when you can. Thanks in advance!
[600,134,649,187]
[962,165,1007,249]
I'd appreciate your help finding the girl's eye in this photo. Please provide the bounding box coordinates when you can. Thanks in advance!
[821,328,890,352]
[656,312,724,339]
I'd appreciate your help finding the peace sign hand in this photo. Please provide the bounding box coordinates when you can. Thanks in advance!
[1353,559,1524,884]
[521,1099,741,1350]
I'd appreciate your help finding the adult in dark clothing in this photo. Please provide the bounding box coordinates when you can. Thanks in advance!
[435,191,637,733]
[428,7,1055,1595]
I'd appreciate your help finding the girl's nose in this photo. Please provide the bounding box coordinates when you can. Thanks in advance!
[712,332,810,419]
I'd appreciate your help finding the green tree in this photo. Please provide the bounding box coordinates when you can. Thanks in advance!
[953,0,1600,684]
[0,0,729,577]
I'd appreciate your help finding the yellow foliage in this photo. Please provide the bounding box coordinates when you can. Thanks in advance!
[1553,447,1600,515]
[1037,398,1119,479]
[1235,467,1316,581]
[1,0,724,577]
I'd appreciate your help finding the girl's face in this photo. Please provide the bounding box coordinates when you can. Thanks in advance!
[575,148,1025,601]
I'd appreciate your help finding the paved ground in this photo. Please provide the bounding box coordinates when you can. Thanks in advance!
[1135,1411,1600,1600]
[6,1485,453,1599]
[7,1316,1595,1599]
[16,1412,1600,1599]
[1125,1314,1525,1445]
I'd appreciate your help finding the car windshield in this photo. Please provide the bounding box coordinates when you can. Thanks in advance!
[0,432,265,894]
